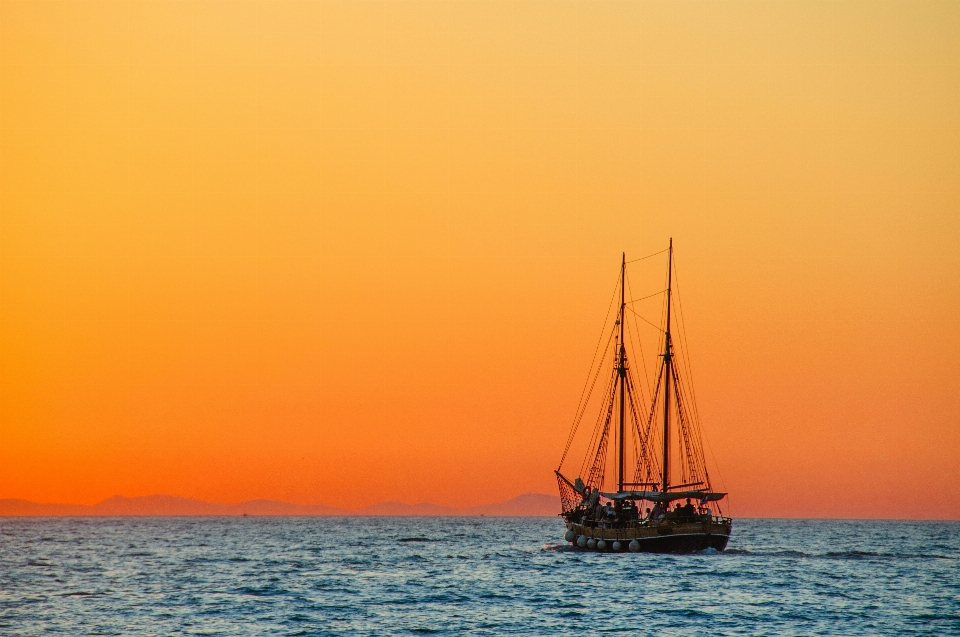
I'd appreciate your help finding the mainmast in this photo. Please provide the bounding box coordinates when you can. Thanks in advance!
[661,238,673,493]
[617,253,626,493]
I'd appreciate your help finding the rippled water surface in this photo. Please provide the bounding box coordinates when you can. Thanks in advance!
[1,517,958,635]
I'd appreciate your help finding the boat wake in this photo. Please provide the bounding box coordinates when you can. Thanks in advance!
[722,548,955,560]
[542,543,577,553]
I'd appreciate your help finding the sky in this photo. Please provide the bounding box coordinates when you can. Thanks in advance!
[1,0,958,519]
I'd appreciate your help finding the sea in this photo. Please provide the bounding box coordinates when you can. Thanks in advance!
[1,517,957,636]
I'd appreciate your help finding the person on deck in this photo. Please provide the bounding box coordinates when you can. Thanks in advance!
[650,502,665,521]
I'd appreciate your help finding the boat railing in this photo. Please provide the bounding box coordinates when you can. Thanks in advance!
[570,514,732,530]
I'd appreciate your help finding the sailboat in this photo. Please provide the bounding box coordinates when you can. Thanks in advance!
[555,239,731,553]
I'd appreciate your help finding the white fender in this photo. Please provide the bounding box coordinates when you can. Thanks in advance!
[629,539,641,552]
[586,538,597,550]
[577,535,588,548]
[596,540,607,551]
[564,530,576,542]
[612,541,622,552]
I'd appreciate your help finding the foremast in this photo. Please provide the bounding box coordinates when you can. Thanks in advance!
[617,253,626,493]
[661,238,673,493]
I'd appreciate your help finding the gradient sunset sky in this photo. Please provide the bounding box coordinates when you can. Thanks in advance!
[1,1,958,519]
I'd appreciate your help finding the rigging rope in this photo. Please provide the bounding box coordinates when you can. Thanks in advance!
[625,248,668,264]
[625,289,666,304]
[672,256,724,495]
[561,327,615,470]
[558,273,621,468]
[624,305,664,333]
[584,372,618,491]
[578,367,617,481]
[624,272,647,400]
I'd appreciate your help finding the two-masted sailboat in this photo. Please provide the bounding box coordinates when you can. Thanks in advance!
[556,240,731,553]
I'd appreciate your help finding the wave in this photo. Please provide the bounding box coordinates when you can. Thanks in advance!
[234,584,289,597]
[910,612,960,621]
[722,549,806,557]
[721,548,955,560]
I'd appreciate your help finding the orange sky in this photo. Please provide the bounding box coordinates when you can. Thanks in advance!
[1,1,958,519]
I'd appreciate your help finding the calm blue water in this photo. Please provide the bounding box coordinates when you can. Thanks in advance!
[1,517,958,635]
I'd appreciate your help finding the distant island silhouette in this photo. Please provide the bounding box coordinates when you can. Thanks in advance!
[0,492,560,517]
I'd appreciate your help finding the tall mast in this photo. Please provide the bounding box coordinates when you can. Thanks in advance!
[661,239,673,493]
[618,253,626,493]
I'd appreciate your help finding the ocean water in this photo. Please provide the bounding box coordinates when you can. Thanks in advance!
[1,517,957,636]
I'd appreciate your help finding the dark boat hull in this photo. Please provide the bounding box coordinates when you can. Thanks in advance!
[626,531,729,553]
[565,519,732,554]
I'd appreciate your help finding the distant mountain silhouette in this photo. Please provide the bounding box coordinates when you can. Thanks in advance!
[90,495,351,516]
[0,492,560,517]
[462,492,560,516]
[0,499,91,516]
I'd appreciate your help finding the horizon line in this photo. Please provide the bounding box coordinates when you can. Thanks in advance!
[0,492,563,517]
[0,494,957,521]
